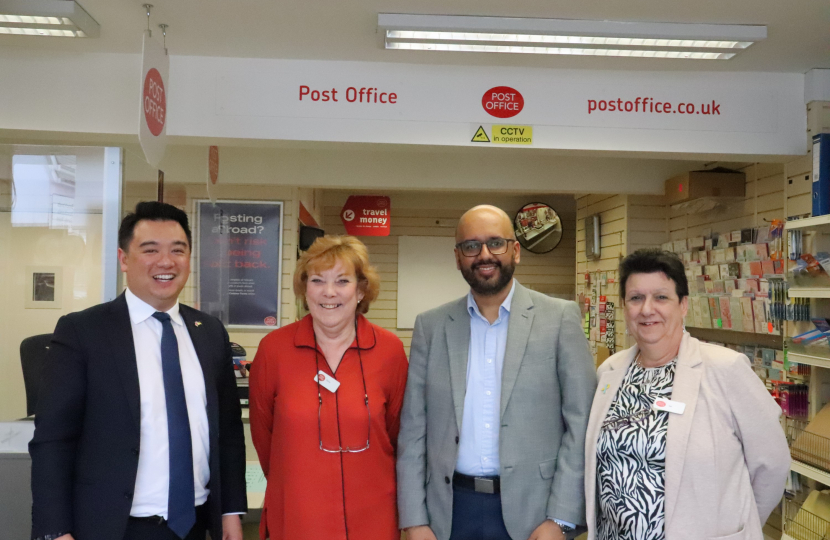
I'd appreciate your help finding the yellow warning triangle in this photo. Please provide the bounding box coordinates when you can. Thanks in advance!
[471,126,490,143]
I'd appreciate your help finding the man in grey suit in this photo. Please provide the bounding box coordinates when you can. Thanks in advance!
[397,205,596,540]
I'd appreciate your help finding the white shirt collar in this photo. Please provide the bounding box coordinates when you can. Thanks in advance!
[466,279,516,322]
[125,288,183,326]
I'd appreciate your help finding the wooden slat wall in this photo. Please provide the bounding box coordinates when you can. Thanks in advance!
[627,195,669,252]
[575,194,669,355]
[123,181,299,360]
[323,191,577,354]
[786,155,813,218]
[576,195,628,351]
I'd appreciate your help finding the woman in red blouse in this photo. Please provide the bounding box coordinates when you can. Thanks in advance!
[249,235,408,540]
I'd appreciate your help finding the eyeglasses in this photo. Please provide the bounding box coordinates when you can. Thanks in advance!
[455,237,516,257]
[314,326,371,453]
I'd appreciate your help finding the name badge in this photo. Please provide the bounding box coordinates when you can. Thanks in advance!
[653,398,685,415]
[314,371,341,393]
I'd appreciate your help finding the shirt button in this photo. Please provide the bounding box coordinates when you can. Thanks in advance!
[485,423,490,429]
[483,457,489,461]
[486,391,491,396]
[445,476,451,484]
[487,359,493,364]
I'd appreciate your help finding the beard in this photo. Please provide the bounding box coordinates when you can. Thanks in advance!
[460,258,516,296]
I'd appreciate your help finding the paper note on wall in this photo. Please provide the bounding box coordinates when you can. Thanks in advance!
[397,236,470,329]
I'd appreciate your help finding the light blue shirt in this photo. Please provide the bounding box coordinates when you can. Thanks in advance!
[455,281,575,531]
[455,281,515,476]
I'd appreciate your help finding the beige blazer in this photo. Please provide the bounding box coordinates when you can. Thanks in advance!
[584,332,790,540]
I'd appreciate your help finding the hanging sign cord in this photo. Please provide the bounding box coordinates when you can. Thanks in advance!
[142,4,153,36]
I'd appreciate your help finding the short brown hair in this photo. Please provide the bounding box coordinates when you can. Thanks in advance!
[293,235,380,314]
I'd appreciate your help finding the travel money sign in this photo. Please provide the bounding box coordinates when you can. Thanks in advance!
[341,196,391,236]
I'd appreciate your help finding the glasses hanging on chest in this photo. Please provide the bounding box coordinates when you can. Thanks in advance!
[314,324,371,453]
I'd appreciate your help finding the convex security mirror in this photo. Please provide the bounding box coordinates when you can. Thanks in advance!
[513,203,563,254]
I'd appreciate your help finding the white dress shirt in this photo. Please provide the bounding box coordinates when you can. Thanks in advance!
[126,288,211,518]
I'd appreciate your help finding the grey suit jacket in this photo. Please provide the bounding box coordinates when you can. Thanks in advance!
[397,282,597,540]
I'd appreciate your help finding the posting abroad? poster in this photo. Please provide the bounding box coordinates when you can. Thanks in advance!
[197,200,283,328]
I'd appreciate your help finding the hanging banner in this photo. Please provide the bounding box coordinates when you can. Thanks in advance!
[208,146,219,185]
[139,32,169,168]
[197,200,284,328]
[341,195,391,236]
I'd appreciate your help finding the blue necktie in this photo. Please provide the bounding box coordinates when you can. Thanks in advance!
[152,312,196,538]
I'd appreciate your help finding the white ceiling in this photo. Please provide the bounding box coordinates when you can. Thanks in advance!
[1,0,828,73]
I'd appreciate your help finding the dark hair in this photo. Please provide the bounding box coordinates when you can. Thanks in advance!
[118,201,191,251]
[619,248,688,301]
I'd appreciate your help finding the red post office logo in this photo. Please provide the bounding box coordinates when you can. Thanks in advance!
[143,68,166,136]
[264,316,277,326]
[482,86,524,118]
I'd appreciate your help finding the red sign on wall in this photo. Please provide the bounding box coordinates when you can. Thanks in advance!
[482,86,524,118]
[341,196,391,236]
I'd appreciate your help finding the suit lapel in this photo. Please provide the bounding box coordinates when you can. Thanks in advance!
[107,293,141,430]
[446,299,471,432]
[584,350,634,529]
[180,306,212,380]
[664,333,703,526]
[500,283,534,420]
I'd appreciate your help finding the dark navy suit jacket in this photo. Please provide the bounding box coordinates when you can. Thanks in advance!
[29,293,247,540]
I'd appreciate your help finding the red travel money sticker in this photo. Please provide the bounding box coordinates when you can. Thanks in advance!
[341,196,391,236]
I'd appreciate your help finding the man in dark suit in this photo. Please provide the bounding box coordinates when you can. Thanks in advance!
[30,201,247,540]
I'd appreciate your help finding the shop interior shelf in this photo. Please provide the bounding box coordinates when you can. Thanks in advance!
[785,214,830,232]
[788,288,830,299]
[787,347,830,370]
[787,418,830,485]
[686,326,783,349]
[790,459,830,486]
[783,497,830,540]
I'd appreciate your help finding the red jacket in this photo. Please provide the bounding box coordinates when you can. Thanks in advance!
[249,314,408,540]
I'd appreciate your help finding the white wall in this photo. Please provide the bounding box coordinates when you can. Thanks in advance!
[122,143,706,195]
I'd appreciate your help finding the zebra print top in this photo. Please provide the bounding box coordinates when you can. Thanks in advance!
[596,358,677,540]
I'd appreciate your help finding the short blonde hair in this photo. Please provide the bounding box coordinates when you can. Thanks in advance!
[293,235,380,314]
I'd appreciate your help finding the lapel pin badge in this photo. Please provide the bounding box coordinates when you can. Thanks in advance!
[601,384,610,394]
[195,321,202,327]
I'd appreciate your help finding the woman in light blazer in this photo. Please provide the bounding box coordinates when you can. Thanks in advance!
[585,249,790,540]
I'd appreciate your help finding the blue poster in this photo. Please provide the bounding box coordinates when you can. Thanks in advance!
[197,200,283,328]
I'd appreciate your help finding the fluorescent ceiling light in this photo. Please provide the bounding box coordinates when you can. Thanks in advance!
[0,0,99,38]
[379,14,765,60]
[386,31,753,50]
[387,42,735,60]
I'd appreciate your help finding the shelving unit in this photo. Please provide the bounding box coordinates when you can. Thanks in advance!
[784,214,830,231]
[782,496,830,540]
[783,214,830,538]
[686,326,783,349]
[788,288,830,299]
[790,460,830,487]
